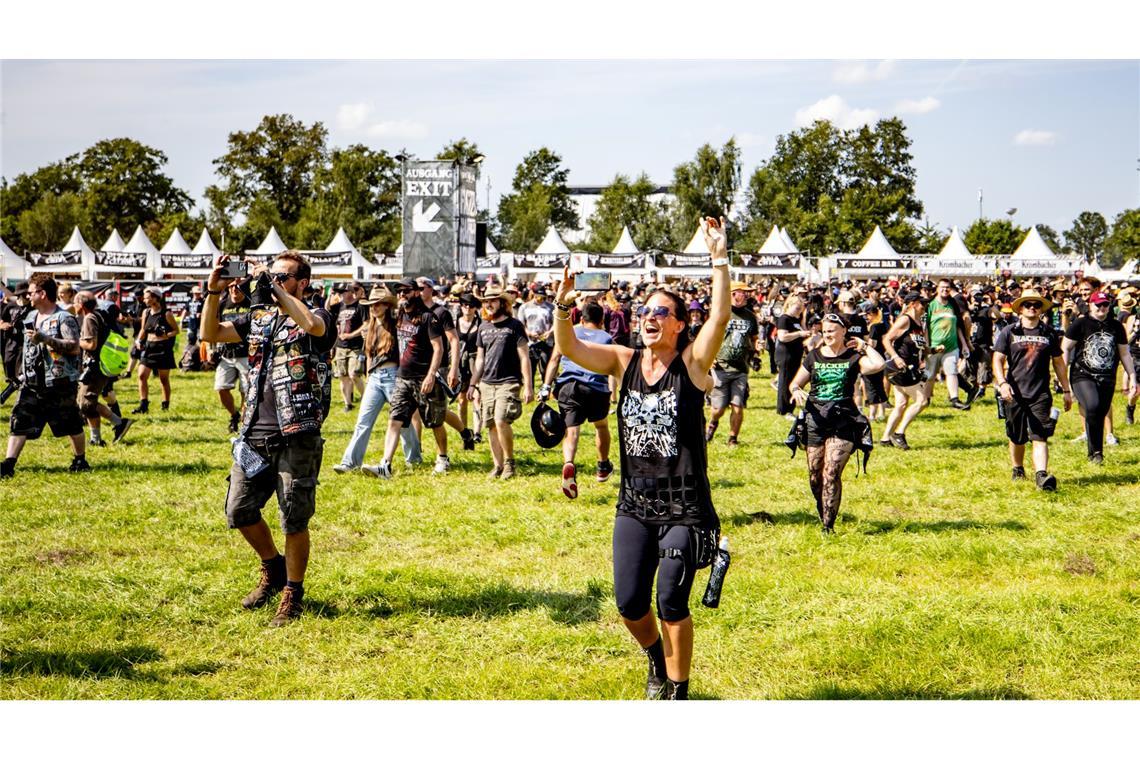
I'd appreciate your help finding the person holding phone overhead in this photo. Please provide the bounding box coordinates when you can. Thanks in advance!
[553,216,730,700]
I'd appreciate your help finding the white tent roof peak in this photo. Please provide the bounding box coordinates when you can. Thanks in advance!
[100,229,127,252]
[192,229,222,255]
[485,236,499,255]
[535,225,570,254]
[1010,226,1058,260]
[123,225,159,255]
[160,228,193,254]
[683,226,710,254]
[395,243,404,255]
[0,236,15,258]
[779,227,799,253]
[758,225,793,254]
[612,226,640,254]
[255,226,288,255]
[856,226,900,258]
[326,227,357,253]
[1119,258,1138,276]
[1,236,28,279]
[62,226,94,255]
[936,226,973,260]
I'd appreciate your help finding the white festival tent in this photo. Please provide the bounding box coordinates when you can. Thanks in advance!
[652,224,712,281]
[824,225,911,279]
[734,225,803,278]
[612,226,639,254]
[779,227,799,253]
[917,226,994,276]
[1,236,29,280]
[571,226,652,278]
[1001,226,1081,275]
[318,226,375,279]
[156,228,217,277]
[508,225,572,281]
[120,225,161,279]
[475,235,507,280]
[90,227,144,279]
[1091,257,1137,283]
[24,226,95,277]
[160,228,193,255]
[251,226,289,257]
[100,229,128,254]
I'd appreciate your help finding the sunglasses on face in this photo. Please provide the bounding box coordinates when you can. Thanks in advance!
[637,305,674,319]
[272,272,297,283]
[1021,302,1042,310]
[396,288,415,296]
[1091,302,1110,309]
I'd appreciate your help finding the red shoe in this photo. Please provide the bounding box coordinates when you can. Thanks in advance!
[561,462,578,499]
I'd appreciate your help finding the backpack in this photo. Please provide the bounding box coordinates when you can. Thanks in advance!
[99,331,131,378]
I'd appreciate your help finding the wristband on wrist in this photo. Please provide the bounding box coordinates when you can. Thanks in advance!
[554,301,571,312]
[207,289,224,296]
[711,256,730,268]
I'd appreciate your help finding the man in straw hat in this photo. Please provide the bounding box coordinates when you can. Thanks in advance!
[1118,290,1140,424]
[992,287,1072,491]
[467,283,533,480]
[705,281,759,447]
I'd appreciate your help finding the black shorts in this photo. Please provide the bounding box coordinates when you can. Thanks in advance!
[1005,393,1055,445]
[804,400,864,447]
[390,375,447,428]
[556,379,611,427]
[224,433,324,535]
[141,344,176,370]
[862,371,889,404]
[11,383,84,439]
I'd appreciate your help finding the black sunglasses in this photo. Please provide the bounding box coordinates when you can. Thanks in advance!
[637,305,673,319]
[272,272,298,283]
[1021,301,1042,310]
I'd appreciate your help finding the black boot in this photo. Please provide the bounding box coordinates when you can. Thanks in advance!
[643,638,668,700]
[461,428,475,451]
[132,399,149,414]
[160,400,169,411]
[664,678,689,700]
[0,457,15,479]
[1127,405,1136,425]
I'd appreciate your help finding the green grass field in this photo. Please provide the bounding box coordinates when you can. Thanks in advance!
[2,358,1138,700]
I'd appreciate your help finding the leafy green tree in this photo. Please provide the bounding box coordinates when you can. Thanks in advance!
[210,114,328,226]
[963,218,1026,257]
[78,138,192,238]
[1035,224,1065,255]
[16,192,86,252]
[294,144,401,255]
[915,218,949,254]
[497,148,577,249]
[435,138,483,176]
[669,139,741,247]
[2,157,84,251]
[583,173,672,251]
[1064,211,1108,262]
[1103,208,1140,268]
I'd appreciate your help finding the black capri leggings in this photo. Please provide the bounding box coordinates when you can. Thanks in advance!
[1071,372,1116,457]
[613,515,699,623]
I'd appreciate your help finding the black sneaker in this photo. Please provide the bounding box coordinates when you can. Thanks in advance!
[89,438,107,448]
[1035,471,1057,492]
[69,456,91,473]
[112,418,134,443]
[243,556,286,610]
[472,432,483,444]
[160,400,169,411]
[949,398,970,411]
[879,438,894,448]
[1126,405,1136,425]
[1011,466,1026,481]
[1088,452,1104,466]
[344,403,354,412]
[131,400,149,414]
[726,435,738,447]
[228,412,240,434]
[0,458,15,479]
[890,433,910,451]
[596,459,614,483]
[461,428,475,451]
[704,420,718,443]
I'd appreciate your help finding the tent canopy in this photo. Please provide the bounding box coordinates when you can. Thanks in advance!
[159,228,193,254]
[758,225,794,254]
[855,225,900,258]
[535,225,571,254]
[1,236,29,279]
[1010,227,1058,260]
[682,226,710,255]
[325,227,356,253]
[612,226,639,254]
[100,229,127,252]
[192,230,222,256]
[123,225,159,255]
[936,226,973,260]
[779,227,799,253]
[254,226,288,255]
[62,226,95,256]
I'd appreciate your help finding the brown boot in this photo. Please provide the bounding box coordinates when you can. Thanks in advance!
[501,458,517,480]
[242,555,286,610]
[269,586,303,627]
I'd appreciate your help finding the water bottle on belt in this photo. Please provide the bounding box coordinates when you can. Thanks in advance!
[701,536,731,609]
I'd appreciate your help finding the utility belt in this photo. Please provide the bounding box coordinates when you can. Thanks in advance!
[245,431,317,454]
[658,524,720,570]
[618,474,707,523]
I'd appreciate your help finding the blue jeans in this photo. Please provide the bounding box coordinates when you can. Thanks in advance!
[339,366,421,467]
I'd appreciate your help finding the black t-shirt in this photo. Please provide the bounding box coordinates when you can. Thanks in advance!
[219,297,251,358]
[890,315,926,368]
[231,308,336,437]
[476,317,527,385]
[430,302,456,367]
[715,305,759,372]
[334,302,366,350]
[803,347,861,402]
[994,322,1061,400]
[396,311,442,380]
[1064,316,1127,380]
[971,306,994,348]
[867,321,888,351]
[844,313,868,341]
[776,314,804,354]
[457,315,481,359]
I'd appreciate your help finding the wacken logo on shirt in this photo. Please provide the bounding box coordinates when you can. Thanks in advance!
[621,389,678,457]
[812,362,850,401]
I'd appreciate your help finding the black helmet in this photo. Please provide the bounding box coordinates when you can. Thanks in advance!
[530,402,566,449]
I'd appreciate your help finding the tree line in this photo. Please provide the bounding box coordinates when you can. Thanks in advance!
[2,114,1137,267]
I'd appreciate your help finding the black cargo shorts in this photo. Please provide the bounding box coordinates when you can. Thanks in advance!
[225,433,324,534]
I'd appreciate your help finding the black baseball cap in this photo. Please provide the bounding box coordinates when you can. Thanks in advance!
[396,277,420,291]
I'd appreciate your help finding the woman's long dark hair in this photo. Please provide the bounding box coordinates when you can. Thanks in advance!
[365,304,396,358]
[652,289,692,350]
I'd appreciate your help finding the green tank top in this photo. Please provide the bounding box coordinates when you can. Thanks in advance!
[927,299,958,352]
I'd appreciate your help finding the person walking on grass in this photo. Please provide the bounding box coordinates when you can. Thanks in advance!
[417,276,477,471]
[335,286,421,474]
[788,313,885,534]
[1061,291,1138,464]
[1121,291,1140,425]
[552,216,730,700]
[924,278,973,411]
[540,300,614,499]
[74,292,133,447]
[362,279,443,480]
[774,294,809,418]
[467,285,532,480]
[1,274,89,479]
[992,288,1072,491]
[202,251,336,627]
[132,287,179,414]
[214,279,252,433]
[331,281,367,411]
[455,293,484,443]
[880,292,930,450]
[704,281,759,447]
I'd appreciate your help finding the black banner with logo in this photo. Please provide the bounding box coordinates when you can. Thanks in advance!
[586,253,647,268]
[95,250,147,268]
[512,253,570,269]
[476,253,501,270]
[26,250,83,267]
[161,253,215,269]
[309,250,353,267]
[833,257,914,271]
[737,253,801,269]
[656,252,710,268]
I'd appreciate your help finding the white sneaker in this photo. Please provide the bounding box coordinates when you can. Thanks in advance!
[433,455,450,475]
[1071,432,1087,443]
[362,461,393,479]
[333,463,355,474]
[1106,433,1119,446]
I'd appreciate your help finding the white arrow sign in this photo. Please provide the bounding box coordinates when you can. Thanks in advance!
[413,200,443,233]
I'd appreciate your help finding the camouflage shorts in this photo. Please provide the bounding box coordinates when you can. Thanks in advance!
[224,433,324,534]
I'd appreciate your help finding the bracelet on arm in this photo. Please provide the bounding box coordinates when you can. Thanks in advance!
[711,257,730,268]
[207,288,224,296]
[554,301,571,312]
[554,310,571,321]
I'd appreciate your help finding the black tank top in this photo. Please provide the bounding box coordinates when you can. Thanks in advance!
[894,315,925,366]
[144,308,172,339]
[616,350,716,527]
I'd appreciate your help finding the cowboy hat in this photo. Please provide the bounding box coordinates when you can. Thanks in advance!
[1012,288,1053,312]
[477,284,517,306]
[360,285,397,306]
[730,281,751,292]
[1117,292,1136,310]
[530,402,566,449]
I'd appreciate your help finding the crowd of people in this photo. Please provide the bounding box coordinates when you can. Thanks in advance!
[3,229,1139,698]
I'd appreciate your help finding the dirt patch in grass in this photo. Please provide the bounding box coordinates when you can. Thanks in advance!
[1063,553,1096,576]
[33,548,91,567]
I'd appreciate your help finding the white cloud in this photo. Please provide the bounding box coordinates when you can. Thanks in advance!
[833,59,896,84]
[365,119,429,140]
[733,131,766,147]
[794,95,879,129]
[336,102,373,131]
[895,96,941,115]
[1014,129,1057,146]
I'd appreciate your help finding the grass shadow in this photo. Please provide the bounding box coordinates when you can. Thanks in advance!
[787,683,1031,700]
[1068,471,1140,487]
[858,518,1029,535]
[1,645,162,679]
[725,509,848,528]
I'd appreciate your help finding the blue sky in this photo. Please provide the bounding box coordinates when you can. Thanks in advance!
[2,59,1137,238]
